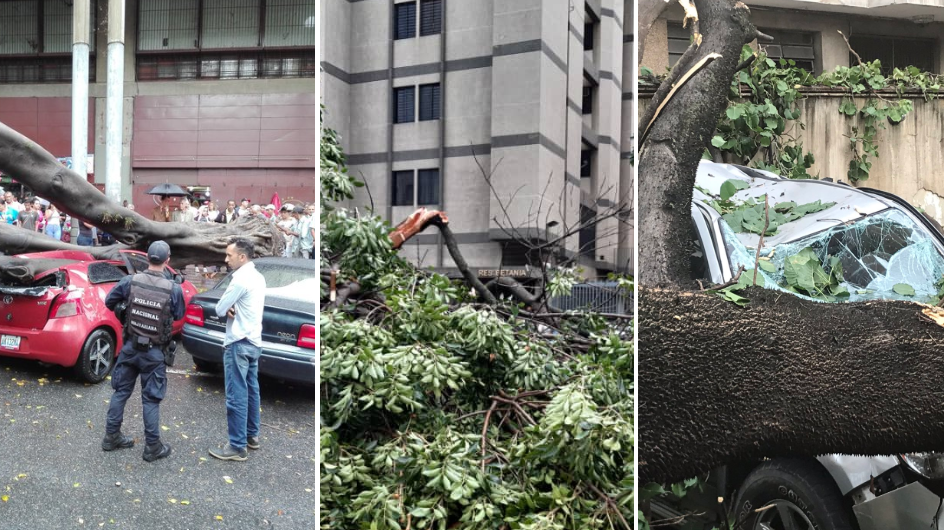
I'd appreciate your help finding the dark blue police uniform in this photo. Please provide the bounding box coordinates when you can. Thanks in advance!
[103,269,185,453]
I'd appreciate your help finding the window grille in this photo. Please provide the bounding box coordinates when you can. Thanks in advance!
[394,86,416,124]
[394,2,416,40]
[392,170,414,206]
[419,0,441,37]
[418,83,440,121]
[417,169,439,205]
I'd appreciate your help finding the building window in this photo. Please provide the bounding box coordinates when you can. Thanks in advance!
[667,23,690,67]
[417,169,440,205]
[758,29,815,73]
[420,0,441,37]
[582,86,594,115]
[581,150,593,177]
[136,0,315,81]
[0,0,97,83]
[849,35,933,74]
[584,4,598,52]
[394,2,417,40]
[392,170,414,206]
[393,169,440,206]
[418,83,441,121]
[394,86,416,124]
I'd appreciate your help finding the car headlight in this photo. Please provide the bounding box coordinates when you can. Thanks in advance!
[901,453,944,479]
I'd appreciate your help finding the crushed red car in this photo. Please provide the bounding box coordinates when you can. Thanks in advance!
[0,249,196,383]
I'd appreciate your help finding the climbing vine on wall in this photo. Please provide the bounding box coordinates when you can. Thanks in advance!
[644,45,943,183]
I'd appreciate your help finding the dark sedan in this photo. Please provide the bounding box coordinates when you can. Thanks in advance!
[182,257,316,385]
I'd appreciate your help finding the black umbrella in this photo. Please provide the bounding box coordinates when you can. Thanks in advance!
[145,183,189,197]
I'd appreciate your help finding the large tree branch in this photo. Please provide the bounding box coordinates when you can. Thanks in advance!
[0,121,283,266]
[640,287,944,485]
[638,0,757,287]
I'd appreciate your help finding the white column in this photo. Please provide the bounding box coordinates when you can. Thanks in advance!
[105,0,126,203]
[71,0,90,180]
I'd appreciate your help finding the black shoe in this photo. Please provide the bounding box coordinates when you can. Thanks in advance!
[142,442,171,462]
[209,443,248,461]
[247,436,260,450]
[102,431,134,451]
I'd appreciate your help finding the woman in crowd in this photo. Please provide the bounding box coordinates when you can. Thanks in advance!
[45,204,61,240]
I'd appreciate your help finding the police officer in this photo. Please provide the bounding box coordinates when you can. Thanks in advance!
[102,241,185,462]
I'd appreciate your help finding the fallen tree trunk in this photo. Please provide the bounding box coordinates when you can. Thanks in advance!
[639,286,944,485]
[0,121,283,266]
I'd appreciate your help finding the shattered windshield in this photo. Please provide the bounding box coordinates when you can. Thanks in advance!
[721,209,944,302]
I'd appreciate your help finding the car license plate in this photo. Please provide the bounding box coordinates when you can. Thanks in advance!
[1,335,20,350]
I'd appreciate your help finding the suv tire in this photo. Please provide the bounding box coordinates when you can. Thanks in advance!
[733,458,857,530]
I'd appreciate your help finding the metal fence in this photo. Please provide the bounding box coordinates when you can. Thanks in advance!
[549,281,632,314]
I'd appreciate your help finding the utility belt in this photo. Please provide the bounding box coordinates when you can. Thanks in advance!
[129,335,177,366]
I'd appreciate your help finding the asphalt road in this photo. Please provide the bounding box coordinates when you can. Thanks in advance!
[0,347,316,530]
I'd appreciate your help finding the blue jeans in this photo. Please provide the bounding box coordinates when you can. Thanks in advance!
[45,224,61,241]
[77,235,94,247]
[223,339,261,450]
[106,344,167,446]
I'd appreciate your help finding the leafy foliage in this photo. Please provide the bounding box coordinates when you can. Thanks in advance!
[684,45,940,183]
[320,117,634,529]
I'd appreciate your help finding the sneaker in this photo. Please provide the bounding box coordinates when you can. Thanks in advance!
[142,442,172,462]
[209,443,248,461]
[101,431,134,451]
[247,436,260,450]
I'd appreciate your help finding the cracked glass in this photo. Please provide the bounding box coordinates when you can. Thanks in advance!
[721,209,944,302]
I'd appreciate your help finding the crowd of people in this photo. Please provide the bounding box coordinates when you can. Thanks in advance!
[0,190,316,260]
[149,196,315,260]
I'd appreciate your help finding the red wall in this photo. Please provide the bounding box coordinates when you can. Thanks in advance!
[132,93,317,169]
[0,97,94,157]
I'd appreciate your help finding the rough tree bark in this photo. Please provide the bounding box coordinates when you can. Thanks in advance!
[638,0,944,487]
[0,122,283,267]
[638,0,758,287]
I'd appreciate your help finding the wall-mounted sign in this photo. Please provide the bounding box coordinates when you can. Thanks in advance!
[478,269,529,278]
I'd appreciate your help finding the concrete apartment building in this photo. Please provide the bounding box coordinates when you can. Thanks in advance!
[0,0,316,211]
[642,1,944,76]
[321,0,634,279]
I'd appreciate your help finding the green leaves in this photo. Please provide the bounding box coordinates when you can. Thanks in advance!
[719,179,749,201]
[783,248,849,301]
[721,197,836,236]
[893,283,916,297]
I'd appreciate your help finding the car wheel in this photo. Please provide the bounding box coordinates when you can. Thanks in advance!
[733,458,857,530]
[192,358,220,373]
[73,329,116,384]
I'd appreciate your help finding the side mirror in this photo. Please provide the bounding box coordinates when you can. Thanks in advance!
[174,273,184,285]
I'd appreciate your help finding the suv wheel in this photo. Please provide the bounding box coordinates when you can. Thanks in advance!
[733,458,857,530]
[74,329,115,384]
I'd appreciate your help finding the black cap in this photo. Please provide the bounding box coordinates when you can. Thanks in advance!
[147,241,170,264]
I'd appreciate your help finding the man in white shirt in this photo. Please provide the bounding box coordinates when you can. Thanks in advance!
[209,238,267,461]
[4,192,23,213]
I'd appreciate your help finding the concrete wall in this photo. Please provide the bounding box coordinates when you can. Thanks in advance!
[641,93,944,226]
[642,4,944,75]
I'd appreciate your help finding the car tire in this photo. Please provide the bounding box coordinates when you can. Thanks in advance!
[192,358,220,373]
[733,458,857,530]
[73,329,116,384]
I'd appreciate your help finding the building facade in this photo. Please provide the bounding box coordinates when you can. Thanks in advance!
[642,0,944,76]
[0,0,316,211]
[321,0,634,278]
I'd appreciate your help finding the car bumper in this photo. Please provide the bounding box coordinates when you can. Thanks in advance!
[854,481,944,530]
[182,325,316,385]
[0,317,109,367]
